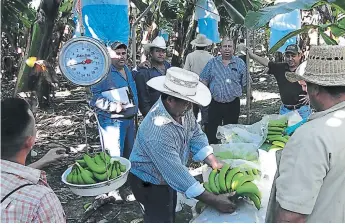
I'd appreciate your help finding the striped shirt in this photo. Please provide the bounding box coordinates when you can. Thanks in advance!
[200,55,247,103]
[129,98,213,198]
[1,160,66,223]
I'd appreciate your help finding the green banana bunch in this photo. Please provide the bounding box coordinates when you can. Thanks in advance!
[204,165,262,210]
[66,151,127,185]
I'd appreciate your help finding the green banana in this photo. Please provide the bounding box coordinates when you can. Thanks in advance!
[83,154,106,174]
[267,136,288,143]
[66,168,74,183]
[272,141,285,148]
[246,169,254,176]
[116,163,121,175]
[203,182,212,193]
[110,163,118,179]
[72,169,78,184]
[268,126,284,132]
[218,164,230,192]
[269,145,283,150]
[267,131,282,135]
[208,169,219,194]
[84,169,94,178]
[252,169,258,175]
[231,172,244,190]
[225,167,240,191]
[76,163,96,184]
[236,182,261,199]
[243,193,261,210]
[99,152,111,165]
[234,175,254,190]
[94,154,106,166]
[283,135,290,140]
[119,164,126,172]
[215,174,221,192]
[266,134,283,139]
[76,169,85,185]
[93,171,108,181]
[76,159,87,167]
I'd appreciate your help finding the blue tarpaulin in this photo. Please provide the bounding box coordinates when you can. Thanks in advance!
[73,0,129,46]
[198,18,220,43]
[269,8,301,52]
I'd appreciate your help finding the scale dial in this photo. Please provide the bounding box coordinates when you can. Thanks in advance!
[59,36,111,86]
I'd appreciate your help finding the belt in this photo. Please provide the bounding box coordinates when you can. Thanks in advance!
[283,103,306,110]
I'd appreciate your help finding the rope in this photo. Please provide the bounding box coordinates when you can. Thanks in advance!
[76,0,85,35]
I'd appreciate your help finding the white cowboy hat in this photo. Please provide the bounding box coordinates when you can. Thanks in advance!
[285,45,345,86]
[191,34,212,47]
[143,36,167,51]
[147,67,211,106]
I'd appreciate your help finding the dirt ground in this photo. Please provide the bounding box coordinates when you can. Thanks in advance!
[1,66,281,223]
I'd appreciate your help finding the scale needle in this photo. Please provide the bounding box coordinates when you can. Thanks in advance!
[68,59,93,66]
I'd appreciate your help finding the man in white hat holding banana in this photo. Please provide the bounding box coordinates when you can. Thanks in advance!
[184,34,213,121]
[266,45,345,223]
[135,36,171,117]
[129,67,237,222]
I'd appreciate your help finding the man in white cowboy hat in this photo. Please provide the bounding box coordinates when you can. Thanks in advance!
[265,45,345,223]
[135,36,172,117]
[184,34,213,121]
[129,67,237,223]
[247,44,311,119]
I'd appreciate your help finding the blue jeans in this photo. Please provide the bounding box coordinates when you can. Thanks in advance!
[97,115,135,159]
[279,104,311,120]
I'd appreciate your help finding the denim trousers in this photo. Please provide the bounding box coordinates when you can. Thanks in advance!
[279,104,311,120]
[97,115,135,159]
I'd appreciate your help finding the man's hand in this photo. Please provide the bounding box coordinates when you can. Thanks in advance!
[204,153,223,170]
[109,102,127,113]
[213,193,237,213]
[29,148,68,169]
[138,60,151,69]
[40,148,68,165]
[246,47,253,56]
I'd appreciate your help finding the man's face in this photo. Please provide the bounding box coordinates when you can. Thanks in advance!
[220,40,234,58]
[168,97,193,117]
[285,52,302,68]
[111,48,127,68]
[151,48,166,63]
[306,82,323,111]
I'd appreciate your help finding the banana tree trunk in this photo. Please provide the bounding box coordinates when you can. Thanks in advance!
[14,0,62,107]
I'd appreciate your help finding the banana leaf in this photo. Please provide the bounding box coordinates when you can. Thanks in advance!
[244,0,345,29]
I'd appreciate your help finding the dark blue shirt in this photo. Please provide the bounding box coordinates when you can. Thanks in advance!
[90,65,138,119]
[134,61,171,116]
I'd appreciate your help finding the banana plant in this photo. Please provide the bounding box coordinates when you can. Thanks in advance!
[244,0,345,53]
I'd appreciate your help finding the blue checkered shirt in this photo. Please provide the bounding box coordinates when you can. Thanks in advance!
[129,98,213,198]
[200,56,247,103]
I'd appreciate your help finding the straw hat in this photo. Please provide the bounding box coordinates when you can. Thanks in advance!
[143,36,167,51]
[147,67,211,106]
[191,34,212,47]
[285,45,345,86]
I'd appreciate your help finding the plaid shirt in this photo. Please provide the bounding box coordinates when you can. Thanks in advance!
[1,160,66,223]
[200,56,247,103]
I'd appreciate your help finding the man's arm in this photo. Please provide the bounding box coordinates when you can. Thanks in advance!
[275,204,307,223]
[145,138,235,213]
[183,54,192,71]
[189,114,222,168]
[135,70,152,116]
[29,148,68,169]
[199,60,212,86]
[247,49,269,67]
[274,127,329,221]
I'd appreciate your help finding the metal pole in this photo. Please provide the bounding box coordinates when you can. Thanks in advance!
[131,0,160,68]
[246,29,251,124]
